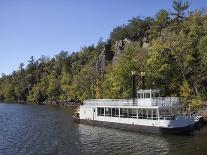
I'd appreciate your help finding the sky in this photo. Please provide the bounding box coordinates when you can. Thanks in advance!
[0,0,206,75]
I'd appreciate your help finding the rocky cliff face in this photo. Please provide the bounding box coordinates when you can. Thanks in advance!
[141,36,149,49]
[113,38,131,60]
[96,43,113,74]
[96,38,148,74]
[96,45,106,74]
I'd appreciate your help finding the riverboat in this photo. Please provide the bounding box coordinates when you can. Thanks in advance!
[76,89,195,134]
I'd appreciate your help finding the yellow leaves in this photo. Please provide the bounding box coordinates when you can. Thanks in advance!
[191,97,202,110]
[179,80,203,111]
[158,64,169,72]
[199,35,207,65]
[180,80,191,98]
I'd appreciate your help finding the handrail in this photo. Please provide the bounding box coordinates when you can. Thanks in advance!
[84,97,180,107]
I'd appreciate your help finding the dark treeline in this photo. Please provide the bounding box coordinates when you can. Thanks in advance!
[0,0,207,111]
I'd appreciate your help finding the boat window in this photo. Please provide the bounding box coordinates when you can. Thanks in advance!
[147,109,152,119]
[138,93,143,99]
[138,93,141,99]
[143,110,147,119]
[152,109,157,120]
[129,109,137,118]
[145,93,150,98]
[128,109,132,118]
[138,109,143,119]
[120,108,128,118]
[97,107,104,116]
[138,109,147,119]
[159,109,171,120]
[105,108,112,116]
[112,108,119,117]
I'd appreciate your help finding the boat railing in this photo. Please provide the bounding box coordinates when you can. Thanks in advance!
[84,97,180,107]
[151,97,179,107]
[84,99,134,106]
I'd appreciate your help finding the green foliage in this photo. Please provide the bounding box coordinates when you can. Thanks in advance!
[180,80,202,111]
[46,74,60,100]
[103,42,146,98]
[199,35,207,66]
[0,1,206,111]
[172,0,189,20]
[27,75,48,103]
[3,82,15,102]
[149,9,170,39]
[110,26,130,42]
[110,17,154,43]
[70,64,98,101]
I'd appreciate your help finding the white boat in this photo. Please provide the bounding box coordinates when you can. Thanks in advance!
[76,89,195,134]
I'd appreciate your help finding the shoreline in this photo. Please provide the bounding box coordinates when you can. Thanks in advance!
[0,100,82,107]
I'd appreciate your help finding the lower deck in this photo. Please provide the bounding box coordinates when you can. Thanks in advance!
[80,106,194,128]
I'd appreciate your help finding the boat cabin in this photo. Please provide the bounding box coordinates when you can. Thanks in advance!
[136,89,178,107]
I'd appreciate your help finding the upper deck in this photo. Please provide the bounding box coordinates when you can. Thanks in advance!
[84,89,180,107]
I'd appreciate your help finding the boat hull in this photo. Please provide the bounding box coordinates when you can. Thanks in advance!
[78,119,194,134]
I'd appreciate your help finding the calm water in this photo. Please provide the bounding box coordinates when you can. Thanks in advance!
[0,103,207,155]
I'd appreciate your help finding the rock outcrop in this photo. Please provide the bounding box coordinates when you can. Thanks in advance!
[141,36,149,49]
[95,37,149,74]
[113,38,131,60]
[96,44,106,74]
[96,43,113,74]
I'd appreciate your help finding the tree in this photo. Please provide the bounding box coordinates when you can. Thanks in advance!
[3,82,15,102]
[199,35,207,66]
[59,66,72,100]
[147,30,193,95]
[103,42,147,98]
[171,0,189,21]
[110,26,130,42]
[70,64,98,101]
[180,80,202,111]
[19,63,24,74]
[46,74,60,100]
[0,1,207,104]
[155,10,170,35]
[27,74,49,103]
[27,56,35,70]
[149,9,170,40]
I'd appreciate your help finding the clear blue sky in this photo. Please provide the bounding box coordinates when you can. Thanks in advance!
[0,0,206,75]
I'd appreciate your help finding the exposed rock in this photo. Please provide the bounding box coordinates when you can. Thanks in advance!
[113,38,131,60]
[141,36,149,49]
[96,43,113,74]
[142,42,149,49]
[95,37,149,74]
[96,44,106,74]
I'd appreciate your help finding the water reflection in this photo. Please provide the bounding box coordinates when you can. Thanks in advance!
[165,128,207,155]
[0,103,207,155]
[78,124,169,155]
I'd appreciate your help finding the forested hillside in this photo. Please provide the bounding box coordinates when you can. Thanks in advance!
[0,0,207,111]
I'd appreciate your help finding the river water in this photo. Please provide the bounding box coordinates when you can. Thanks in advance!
[0,103,207,155]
